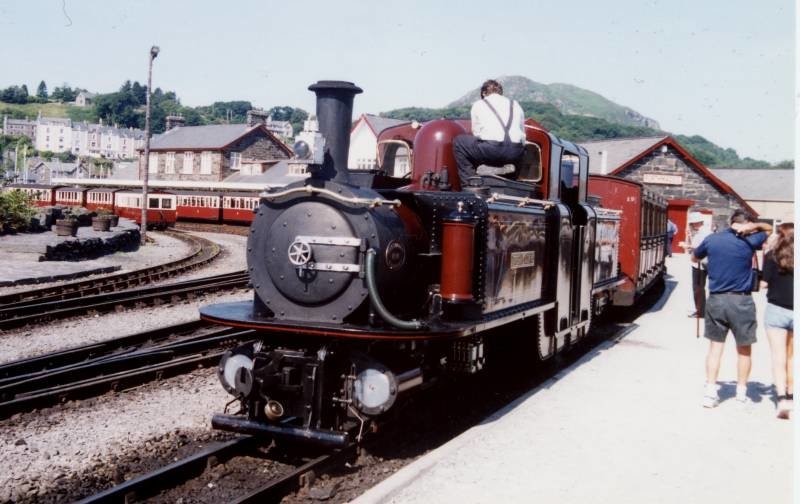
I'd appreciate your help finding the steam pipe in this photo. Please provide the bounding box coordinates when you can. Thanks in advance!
[365,249,424,330]
[308,80,363,184]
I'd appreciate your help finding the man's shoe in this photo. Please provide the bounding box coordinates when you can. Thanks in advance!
[736,385,749,404]
[777,396,792,419]
[688,312,698,318]
[702,393,719,408]
[703,383,719,408]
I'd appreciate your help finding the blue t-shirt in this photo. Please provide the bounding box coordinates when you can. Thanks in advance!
[693,228,767,293]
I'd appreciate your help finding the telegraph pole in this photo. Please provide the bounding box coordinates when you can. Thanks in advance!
[141,45,159,245]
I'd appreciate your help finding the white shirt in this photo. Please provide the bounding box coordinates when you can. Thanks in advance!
[471,93,525,143]
[690,226,711,269]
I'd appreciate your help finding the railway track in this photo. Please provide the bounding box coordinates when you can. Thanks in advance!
[0,270,249,330]
[77,436,357,504]
[0,320,256,418]
[0,230,221,307]
[175,221,251,236]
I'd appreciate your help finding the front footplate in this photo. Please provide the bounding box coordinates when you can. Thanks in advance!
[212,414,350,448]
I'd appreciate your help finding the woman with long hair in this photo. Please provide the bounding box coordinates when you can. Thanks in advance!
[762,222,794,419]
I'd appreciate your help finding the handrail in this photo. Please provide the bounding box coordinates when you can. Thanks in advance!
[487,192,555,209]
[260,186,401,209]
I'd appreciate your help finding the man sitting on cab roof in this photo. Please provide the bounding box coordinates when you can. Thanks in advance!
[452,79,526,188]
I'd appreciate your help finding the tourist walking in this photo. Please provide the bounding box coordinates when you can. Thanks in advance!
[692,210,772,408]
[762,222,794,418]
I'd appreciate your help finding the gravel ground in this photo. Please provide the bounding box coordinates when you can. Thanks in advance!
[0,230,255,502]
[0,231,192,296]
[0,230,250,364]
[0,369,234,503]
[0,289,251,364]
[159,231,247,283]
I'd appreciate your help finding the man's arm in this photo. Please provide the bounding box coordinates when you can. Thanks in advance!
[731,221,773,235]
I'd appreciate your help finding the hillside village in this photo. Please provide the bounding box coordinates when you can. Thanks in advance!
[0,76,793,230]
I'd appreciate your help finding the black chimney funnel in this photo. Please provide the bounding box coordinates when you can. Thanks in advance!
[308,80,362,184]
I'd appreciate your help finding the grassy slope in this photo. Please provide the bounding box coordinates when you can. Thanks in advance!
[0,102,97,122]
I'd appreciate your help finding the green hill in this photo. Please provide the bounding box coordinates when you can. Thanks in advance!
[381,102,779,169]
[448,76,660,129]
[0,101,96,123]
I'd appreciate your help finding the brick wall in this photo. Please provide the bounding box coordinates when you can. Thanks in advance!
[615,146,750,230]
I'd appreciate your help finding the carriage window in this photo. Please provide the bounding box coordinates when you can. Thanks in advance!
[377,140,412,178]
[560,153,580,204]
[517,143,542,182]
[149,198,160,209]
[162,198,172,209]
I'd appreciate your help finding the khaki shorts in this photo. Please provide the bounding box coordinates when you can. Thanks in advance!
[704,292,757,345]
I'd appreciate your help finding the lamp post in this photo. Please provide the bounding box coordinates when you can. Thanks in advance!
[141,45,159,245]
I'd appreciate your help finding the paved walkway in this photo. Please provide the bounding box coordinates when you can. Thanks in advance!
[354,254,793,504]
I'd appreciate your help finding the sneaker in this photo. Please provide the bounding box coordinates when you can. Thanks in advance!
[702,393,720,408]
[735,385,748,403]
[703,383,720,408]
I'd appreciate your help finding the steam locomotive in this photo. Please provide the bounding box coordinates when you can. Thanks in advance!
[201,81,667,446]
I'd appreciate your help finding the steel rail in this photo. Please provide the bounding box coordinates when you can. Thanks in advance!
[0,328,250,396]
[0,342,251,418]
[75,436,258,504]
[0,272,249,330]
[0,320,209,381]
[0,270,247,320]
[232,446,357,504]
[0,231,220,307]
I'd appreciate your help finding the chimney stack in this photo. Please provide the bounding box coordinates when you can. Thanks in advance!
[165,115,185,131]
[246,108,270,127]
[307,80,363,184]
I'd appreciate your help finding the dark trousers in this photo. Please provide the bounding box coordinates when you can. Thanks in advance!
[692,266,707,317]
[452,134,525,187]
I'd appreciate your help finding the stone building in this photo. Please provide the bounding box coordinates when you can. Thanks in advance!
[580,136,755,252]
[139,123,292,182]
[2,116,36,140]
[74,91,96,107]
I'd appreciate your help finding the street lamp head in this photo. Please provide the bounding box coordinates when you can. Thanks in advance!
[150,46,160,58]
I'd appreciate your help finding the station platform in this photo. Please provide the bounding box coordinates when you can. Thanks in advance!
[354,254,792,504]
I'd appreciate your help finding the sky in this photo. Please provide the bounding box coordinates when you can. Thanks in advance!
[0,0,794,163]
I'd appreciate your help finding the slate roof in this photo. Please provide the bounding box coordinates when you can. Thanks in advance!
[223,160,308,186]
[149,124,253,150]
[710,168,795,202]
[355,114,410,136]
[579,136,668,175]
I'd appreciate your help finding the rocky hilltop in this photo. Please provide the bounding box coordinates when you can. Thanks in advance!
[448,75,660,130]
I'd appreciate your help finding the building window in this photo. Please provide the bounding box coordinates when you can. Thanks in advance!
[182,152,194,174]
[201,152,212,174]
[165,152,176,173]
[230,152,241,169]
[148,152,158,174]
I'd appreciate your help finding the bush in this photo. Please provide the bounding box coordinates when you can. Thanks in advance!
[0,189,36,232]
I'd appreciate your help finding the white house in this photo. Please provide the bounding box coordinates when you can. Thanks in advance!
[348,114,410,170]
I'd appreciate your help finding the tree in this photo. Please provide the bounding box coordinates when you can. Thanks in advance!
[36,80,48,99]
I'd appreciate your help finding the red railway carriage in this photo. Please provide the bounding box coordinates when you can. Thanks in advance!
[5,183,61,207]
[85,188,121,212]
[55,186,87,207]
[174,191,222,222]
[588,175,667,304]
[114,190,177,229]
[222,192,259,224]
